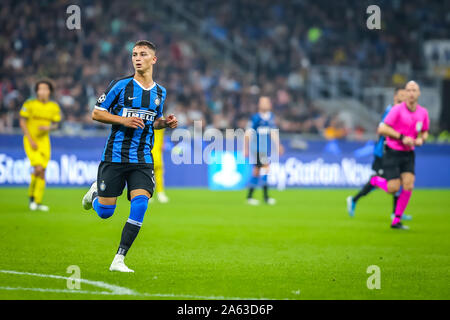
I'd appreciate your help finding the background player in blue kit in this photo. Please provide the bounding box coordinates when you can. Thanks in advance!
[82,40,178,272]
[244,96,283,205]
[346,86,411,221]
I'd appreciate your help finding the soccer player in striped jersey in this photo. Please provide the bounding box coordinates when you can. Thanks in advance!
[82,40,178,272]
[347,86,412,221]
[244,96,283,205]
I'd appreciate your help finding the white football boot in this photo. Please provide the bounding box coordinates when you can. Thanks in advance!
[156,191,169,203]
[109,254,134,273]
[247,198,260,205]
[82,181,97,210]
[29,202,38,211]
[265,198,276,205]
[36,204,49,211]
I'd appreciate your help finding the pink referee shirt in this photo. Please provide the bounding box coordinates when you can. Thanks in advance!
[384,102,430,152]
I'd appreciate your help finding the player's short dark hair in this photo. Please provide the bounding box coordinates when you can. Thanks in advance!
[35,79,54,94]
[394,85,405,94]
[133,40,157,52]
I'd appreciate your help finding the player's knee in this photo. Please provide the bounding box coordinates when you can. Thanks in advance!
[129,195,149,224]
[96,202,116,219]
[387,181,400,194]
[403,180,414,191]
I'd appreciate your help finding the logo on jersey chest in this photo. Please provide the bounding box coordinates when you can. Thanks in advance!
[416,121,423,132]
[122,108,157,122]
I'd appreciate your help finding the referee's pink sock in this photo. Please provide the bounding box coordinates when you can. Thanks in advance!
[370,176,388,192]
[392,189,412,225]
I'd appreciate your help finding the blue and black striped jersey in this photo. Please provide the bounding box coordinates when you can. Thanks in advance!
[95,75,167,164]
[373,105,392,158]
[247,112,277,154]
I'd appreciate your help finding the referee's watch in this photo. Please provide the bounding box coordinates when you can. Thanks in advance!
[399,134,405,141]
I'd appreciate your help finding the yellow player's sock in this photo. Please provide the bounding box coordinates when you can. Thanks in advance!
[34,176,46,204]
[29,174,37,199]
[154,165,164,193]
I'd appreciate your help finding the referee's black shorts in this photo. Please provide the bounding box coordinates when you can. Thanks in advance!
[97,161,155,201]
[382,146,415,181]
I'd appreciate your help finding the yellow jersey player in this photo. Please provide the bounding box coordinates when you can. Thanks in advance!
[19,79,61,211]
[152,127,169,203]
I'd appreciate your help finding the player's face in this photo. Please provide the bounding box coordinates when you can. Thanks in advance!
[405,82,420,103]
[394,89,406,104]
[36,83,51,101]
[132,46,157,73]
[258,97,272,113]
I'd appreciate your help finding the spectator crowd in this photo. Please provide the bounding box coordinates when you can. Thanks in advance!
[0,0,448,138]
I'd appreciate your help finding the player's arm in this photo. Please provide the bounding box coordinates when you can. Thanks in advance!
[270,128,284,155]
[38,122,59,132]
[153,114,178,129]
[19,116,37,150]
[92,108,145,129]
[92,80,146,129]
[19,101,37,150]
[244,130,251,158]
[152,90,177,130]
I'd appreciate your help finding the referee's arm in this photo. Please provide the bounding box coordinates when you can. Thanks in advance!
[378,123,414,146]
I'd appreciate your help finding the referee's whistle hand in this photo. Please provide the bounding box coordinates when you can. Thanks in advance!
[402,136,415,147]
[122,117,145,129]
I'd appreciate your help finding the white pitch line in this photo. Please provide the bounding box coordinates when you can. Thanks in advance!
[0,269,275,300]
[0,286,114,295]
[0,269,136,296]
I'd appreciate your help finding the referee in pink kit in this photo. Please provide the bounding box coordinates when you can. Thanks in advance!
[370,81,430,229]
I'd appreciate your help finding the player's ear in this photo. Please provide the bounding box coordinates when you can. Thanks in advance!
[152,55,157,65]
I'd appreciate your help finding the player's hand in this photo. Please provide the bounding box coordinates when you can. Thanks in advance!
[28,137,38,150]
[165,114,178,129]
[415,137,424,146]
[38,125,51,132]
[121,117,145,129]
[278,144,285,156]
[401,136,415,147]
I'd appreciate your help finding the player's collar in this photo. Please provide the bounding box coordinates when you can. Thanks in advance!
[133,78,156,91]
[259,111,271,121]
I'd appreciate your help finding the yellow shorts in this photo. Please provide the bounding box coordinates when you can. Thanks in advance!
[24,137,51,168]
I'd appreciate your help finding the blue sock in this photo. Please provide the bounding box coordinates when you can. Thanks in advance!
[93,197,116,219]
[116,195,149,256]
[127,195,149,226]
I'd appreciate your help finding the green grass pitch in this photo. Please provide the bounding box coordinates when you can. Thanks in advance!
[0,187,449,300]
